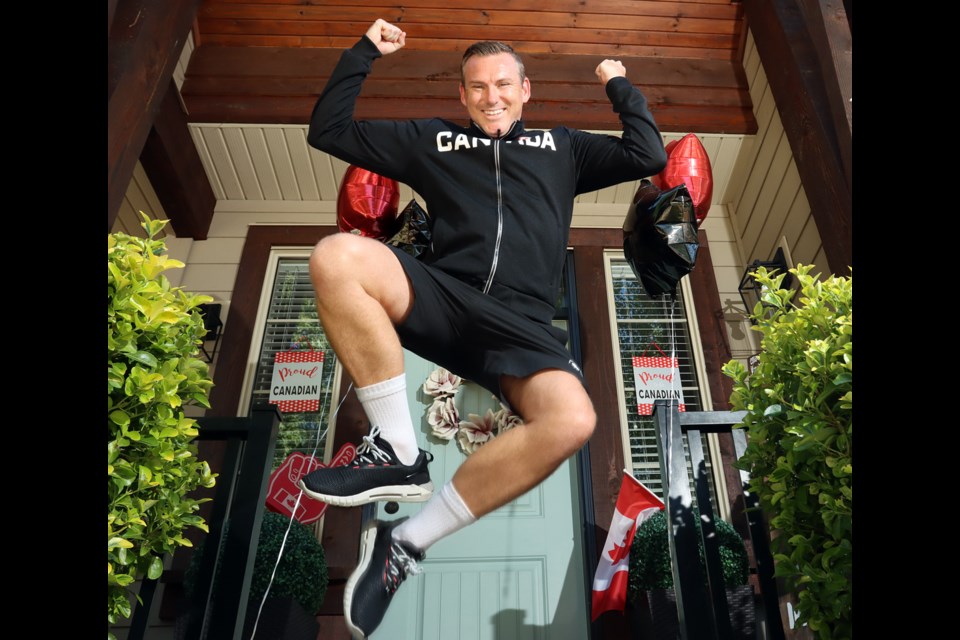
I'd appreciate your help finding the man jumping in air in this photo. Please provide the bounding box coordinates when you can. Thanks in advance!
[299,19,667,638]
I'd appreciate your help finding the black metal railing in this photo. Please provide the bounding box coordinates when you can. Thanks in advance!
[652,398,786,640]
[125,405,281,640]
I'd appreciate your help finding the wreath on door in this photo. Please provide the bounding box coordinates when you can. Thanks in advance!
[422,367,523,456]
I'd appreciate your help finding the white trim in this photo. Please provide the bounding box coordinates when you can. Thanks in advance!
[235,249,294,416]
[679,281,711,409]
[603,250,635,473]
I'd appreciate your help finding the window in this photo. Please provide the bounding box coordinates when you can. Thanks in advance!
[242,254,342,471]
[605,253,726,517]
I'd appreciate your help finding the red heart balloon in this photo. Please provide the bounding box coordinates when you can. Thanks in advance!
[336,165,402,240]
[650,134,713,224]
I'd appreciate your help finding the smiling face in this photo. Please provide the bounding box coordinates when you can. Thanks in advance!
[459,51,531,138]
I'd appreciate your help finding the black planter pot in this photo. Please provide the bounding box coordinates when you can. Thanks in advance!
[176,596,319,640]
[243,596,319,640]
[628,585,757,640]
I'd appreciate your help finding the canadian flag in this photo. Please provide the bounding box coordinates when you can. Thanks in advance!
[591,471,665,621]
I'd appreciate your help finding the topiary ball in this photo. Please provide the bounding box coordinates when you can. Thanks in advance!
[627,508,749,603]
[184,510,329,615]
[250,511,329,614]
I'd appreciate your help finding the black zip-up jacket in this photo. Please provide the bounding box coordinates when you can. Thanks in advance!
[308,36,667,327]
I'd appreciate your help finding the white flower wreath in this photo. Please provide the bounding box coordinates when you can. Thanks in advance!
[422,367,523,456]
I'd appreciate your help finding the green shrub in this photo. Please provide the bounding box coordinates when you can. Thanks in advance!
[722,264,852,640]
[108,215,217,629]
[185,510,330,615]
[627,508,749,602]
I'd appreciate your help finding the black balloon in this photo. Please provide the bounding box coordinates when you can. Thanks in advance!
[623,180,699,299]
[386,199,432,258]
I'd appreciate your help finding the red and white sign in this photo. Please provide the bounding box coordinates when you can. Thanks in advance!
[269,350,324,413]
[591,471,665,620]
[632,355,686,415]
[265,443,356,524]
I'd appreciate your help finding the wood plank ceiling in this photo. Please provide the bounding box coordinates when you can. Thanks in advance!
[181,0,757,135]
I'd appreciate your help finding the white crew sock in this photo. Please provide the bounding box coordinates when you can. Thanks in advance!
[355,374,420,465]
[393,481,477,552]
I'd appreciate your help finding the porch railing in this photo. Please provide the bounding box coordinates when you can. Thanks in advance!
[652,398,786,640]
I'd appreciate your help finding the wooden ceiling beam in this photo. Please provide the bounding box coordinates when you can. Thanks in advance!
[183,46,746,87]
[181,46,756,134]
[107,0,203,232]
[182,94,756,134]
[743,0,851,272]
[140,80,217,240]
[798,0,852,189]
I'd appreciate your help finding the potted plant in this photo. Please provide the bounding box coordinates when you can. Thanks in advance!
[108,215,217,635]
[181,509,329,639]
[626,508,755,640]
[722,264,852,640]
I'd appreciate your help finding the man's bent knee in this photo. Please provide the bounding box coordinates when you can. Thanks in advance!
[561,402,596,453]
[309,233,414,323]
[545,381,596,453]
[309,233,368,290]
[504,370,597,454]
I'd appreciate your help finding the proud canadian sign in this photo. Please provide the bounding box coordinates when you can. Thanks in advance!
[269,350,324,413]
[631,355,686,415]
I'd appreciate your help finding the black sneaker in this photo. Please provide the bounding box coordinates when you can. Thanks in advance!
[344,519,424,639]
[298,426,434,506]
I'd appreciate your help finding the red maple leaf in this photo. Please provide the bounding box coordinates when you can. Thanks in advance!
[607,533,631,563]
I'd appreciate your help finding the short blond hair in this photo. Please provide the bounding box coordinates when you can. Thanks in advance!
[460,41,526,84]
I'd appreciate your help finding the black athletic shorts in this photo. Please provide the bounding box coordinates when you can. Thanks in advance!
[389,246,585,399]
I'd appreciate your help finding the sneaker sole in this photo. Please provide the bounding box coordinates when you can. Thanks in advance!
[298,480,434,507]
[344,520,381,639]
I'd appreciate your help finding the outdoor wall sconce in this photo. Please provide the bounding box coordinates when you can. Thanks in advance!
[197,303,223,363]
[737,247,793,324]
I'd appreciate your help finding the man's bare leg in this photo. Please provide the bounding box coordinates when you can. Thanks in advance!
[456,369,596,516]
[344,361,595,640]
[394,369,595,550]
[309,232,414,387]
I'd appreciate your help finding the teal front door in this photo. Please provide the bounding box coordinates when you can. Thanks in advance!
[370,350,590,639]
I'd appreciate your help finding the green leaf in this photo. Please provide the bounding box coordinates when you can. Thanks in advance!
[108,410,130,427]
[113,573,135,587]
[108,537,134,550]
[147,555,164,580]
[127,351,159,368]
[763,404,784,417]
